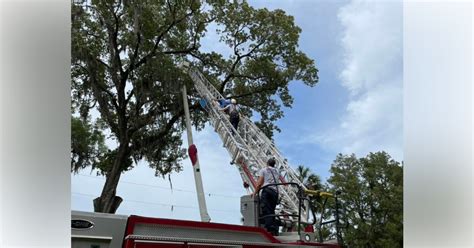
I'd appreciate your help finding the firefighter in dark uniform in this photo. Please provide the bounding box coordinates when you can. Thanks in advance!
[251,158,279,236]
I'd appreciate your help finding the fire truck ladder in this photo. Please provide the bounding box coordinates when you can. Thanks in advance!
[180,62,310,224]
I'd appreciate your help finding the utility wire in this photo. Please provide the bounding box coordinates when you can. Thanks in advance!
[75,173,241,199]
[72,192,237,213]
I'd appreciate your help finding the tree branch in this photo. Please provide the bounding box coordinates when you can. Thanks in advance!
[125,88,135,105]
[79,64,119,110]
[87,66,119,135]
[128,8,196,73]
[96,58,110,70]
[130,102,200,135]
[162,46,197,55]
[189,52,220,69]
[218,39,266,93]
[109,3,124,76]
[127,4,142,81]
[129,104,197,152]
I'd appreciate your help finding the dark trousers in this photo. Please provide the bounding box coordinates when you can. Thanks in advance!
[260,187,278,235]
[230,116,239,135]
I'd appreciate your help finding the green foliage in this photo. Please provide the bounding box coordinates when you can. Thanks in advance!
[71,0,318,212]
[294,164,331,241]
[95,149,134,175]
[296,165,323,190]
[71,0,318,177]
[193,1,318,138]
[71,116,107,173]
[328,152,403,248]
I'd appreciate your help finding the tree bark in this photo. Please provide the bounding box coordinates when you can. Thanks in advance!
[94,142,129,213]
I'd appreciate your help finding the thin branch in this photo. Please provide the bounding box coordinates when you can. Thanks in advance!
[232,25,247,56]
[129,9,196,72]
[219,39,266,92]
[162,46,196,55]
[110,3,124,76]
[127,4,142,79]
[129,103,200,151]
[125,88,135,105]
[232,74,265,81]
[95,58,110,70]
[78,63,119,110]
[130,102,199,135]
[166,0,174,14]
[231,83,275,100]
[89,75,119,134]
[189,52,220,69]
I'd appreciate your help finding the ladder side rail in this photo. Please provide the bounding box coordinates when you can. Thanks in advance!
[242,117,307,190]
[197,76,302,216]
[189,68,272,164]
[238,121,304,216]
[188,69,263,191]
[238,116,308,217]
[188,69,273,186]
[187,67,305,216]
[239,119,304,193]
[235,121,302,214]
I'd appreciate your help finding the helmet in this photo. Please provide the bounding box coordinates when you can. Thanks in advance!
[231,98,237,104]
[267,158,276,167]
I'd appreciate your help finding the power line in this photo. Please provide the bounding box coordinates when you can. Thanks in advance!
[74,173,241,199]
[72,192,237,213]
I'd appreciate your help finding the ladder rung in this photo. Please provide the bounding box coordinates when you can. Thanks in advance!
[214,119,222,132]
[231,150,240,164]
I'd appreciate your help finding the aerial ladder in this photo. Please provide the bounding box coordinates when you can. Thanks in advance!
[69,62,345,248]
[179,61,313,227]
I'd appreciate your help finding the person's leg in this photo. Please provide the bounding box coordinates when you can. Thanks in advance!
[260,189,274,234]
[230,117,238,135]
[267,189,279,235]
[235,117,239,130]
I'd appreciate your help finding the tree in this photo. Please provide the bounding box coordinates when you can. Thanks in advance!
[71,116,107,173]
[295,165,331,240]
[327,152,403,248]
[296,165,310,184]
[71,0,318,213]
[296,165,323,190]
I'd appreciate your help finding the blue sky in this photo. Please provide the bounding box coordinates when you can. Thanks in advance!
[72,0,402,225]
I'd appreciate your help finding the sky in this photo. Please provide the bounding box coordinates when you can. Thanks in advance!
[71,0,403,225]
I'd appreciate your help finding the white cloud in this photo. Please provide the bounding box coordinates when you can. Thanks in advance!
[338,0,402,96]
[316,0,403,161]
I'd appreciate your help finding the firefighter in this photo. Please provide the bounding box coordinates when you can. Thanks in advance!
[251,158,279,236]
[220,98,240,135]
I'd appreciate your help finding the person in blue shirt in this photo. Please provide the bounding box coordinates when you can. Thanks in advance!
[217,98,231,109]
[214,94,232,109]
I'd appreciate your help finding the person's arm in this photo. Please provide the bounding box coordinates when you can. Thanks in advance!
[251,176,265,198]
[220,104,230,111]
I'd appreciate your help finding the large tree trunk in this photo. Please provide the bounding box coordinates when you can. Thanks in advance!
[94,143,128,213]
